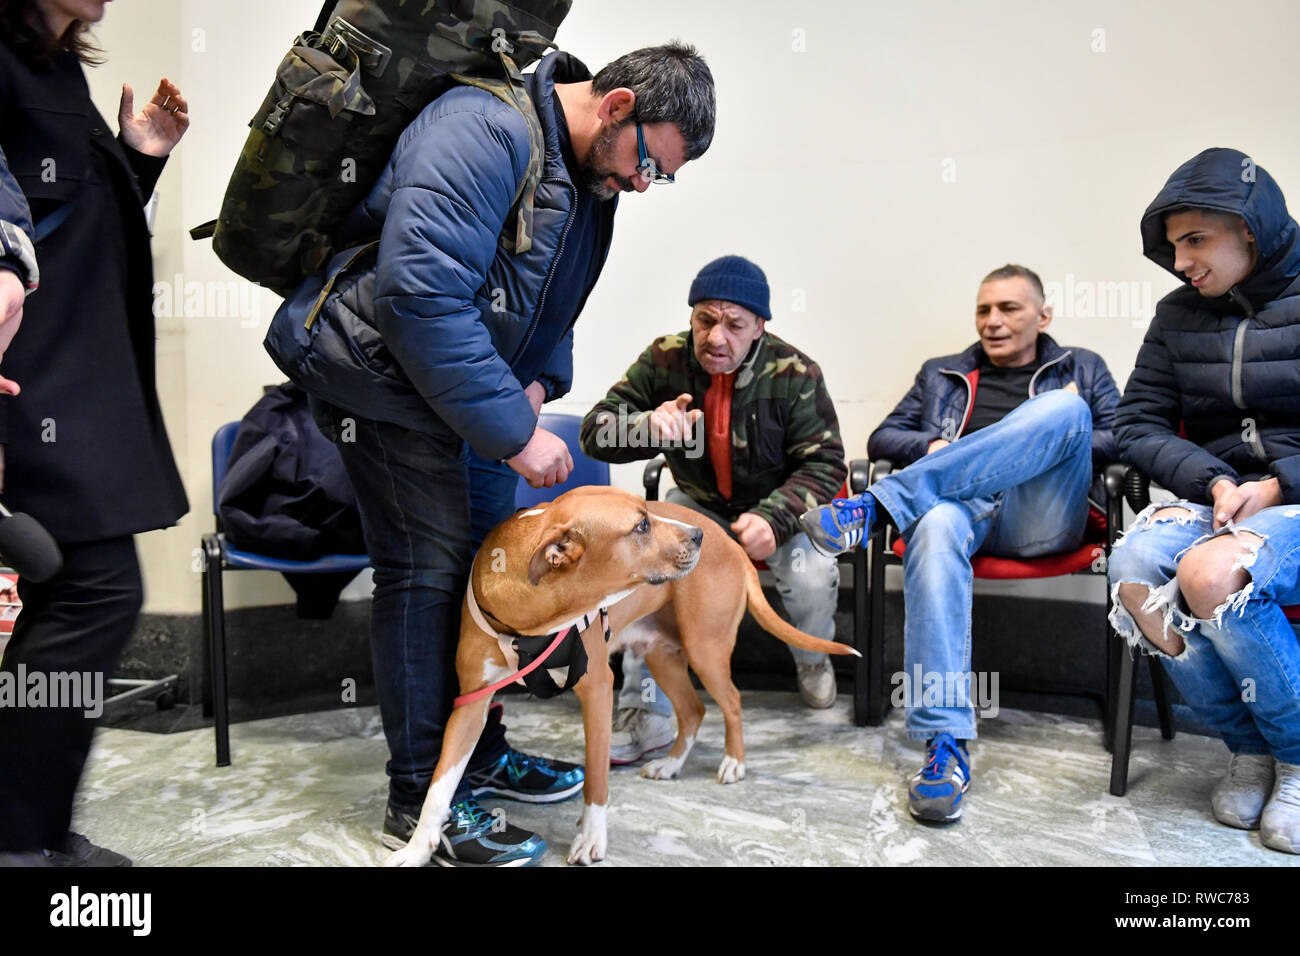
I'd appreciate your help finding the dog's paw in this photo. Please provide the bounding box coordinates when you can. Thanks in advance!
[716,755,746,784]
[383,839,435,868]
[640,754,684,780]
[566,804,607,865]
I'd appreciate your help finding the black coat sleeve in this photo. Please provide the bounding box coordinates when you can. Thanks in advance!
[867,367,934,467]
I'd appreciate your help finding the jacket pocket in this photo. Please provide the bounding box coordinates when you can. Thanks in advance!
[745,400,787,474]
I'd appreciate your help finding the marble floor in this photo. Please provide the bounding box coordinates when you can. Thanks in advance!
[74,691,1300,867]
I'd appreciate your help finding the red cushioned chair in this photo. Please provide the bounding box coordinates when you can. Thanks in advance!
[855,458,1172,751]
[1109,469,1300,796]
[642,458,869,718]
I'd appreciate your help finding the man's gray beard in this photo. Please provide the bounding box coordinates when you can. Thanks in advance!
[577,121,630,200]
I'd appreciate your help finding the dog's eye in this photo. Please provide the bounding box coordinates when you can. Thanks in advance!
[635,515,650,534]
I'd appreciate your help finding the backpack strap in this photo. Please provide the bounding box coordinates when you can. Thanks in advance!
[450,42,549,255]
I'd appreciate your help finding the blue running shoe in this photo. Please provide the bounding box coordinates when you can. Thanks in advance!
[382,798,547,867]
[799,494,877,556]
[465,748,584,803]
[909,733,971,823]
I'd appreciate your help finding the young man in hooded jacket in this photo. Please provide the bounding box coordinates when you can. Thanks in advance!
[1107,148,1300,855]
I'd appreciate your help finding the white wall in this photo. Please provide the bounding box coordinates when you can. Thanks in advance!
[81,0,1300,612]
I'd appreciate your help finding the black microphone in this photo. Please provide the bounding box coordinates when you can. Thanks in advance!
[0,501,62,582]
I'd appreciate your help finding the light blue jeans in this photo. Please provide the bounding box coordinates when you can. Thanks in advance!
[869,389,1094,740]
[619,487,840,714]
[1107,501,1300,763]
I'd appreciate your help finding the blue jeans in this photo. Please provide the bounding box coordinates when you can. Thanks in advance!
[311,400,511,807]
[1107,501,1300,763]
[619,487,840,713]
[868,389,1094,740]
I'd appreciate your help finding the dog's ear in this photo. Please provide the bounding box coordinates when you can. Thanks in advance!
[527,525,587,586]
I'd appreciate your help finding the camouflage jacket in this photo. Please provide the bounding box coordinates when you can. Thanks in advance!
[580,330,846,544]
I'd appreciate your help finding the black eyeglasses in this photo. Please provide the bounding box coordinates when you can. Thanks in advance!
[635,112,675,185]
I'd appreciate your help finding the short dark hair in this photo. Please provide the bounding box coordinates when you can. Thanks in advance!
[0,0,103,67]
[1161,205,1244,228]
[592,41,716,160]
[980,263,1044,302]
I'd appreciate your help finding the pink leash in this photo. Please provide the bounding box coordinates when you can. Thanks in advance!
[453,625,573,708]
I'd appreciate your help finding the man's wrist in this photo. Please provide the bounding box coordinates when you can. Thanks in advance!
[1207,474,1237,500]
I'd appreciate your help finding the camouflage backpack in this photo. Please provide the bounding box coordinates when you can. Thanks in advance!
[192,0,572,296]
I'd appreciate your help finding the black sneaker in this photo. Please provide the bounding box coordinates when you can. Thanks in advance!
[63,832,132,867]
[464,748,584,803]
[382,799,547,867]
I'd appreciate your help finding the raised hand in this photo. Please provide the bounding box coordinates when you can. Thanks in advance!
[119,78,189,157]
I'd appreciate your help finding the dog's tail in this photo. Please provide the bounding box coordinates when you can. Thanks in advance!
[743,561,861,657]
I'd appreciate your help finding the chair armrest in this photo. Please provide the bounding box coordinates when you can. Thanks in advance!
[1123,467,1152,513]
[869,459,894,484]
[849,458,872,494]
[643,458,665,502]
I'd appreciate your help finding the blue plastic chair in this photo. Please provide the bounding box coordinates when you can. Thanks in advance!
[201,421,369,767]
[514,413,610,508]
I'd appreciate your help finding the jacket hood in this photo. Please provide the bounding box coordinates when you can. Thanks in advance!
[528,51,593,181]
[1141,147,1300,306]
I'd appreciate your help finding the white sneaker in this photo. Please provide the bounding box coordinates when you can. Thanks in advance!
[609,707,674,765]
[1211,753,1275,829]
[796,657,837,709]
[1261,761,1300,854]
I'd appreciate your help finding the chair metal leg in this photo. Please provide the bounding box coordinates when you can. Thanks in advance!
[200,552,214,719]
[1149,656,1176,740]
[1108,643,1138,796]
[867,532,889,726]
[203,534,231,767]
[852,549,869,726]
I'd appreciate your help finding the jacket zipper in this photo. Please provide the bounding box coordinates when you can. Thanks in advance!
[938,368,974,438]
[1225,286,1267,458]
[1226,287,1256,410]
[1028,349,1072,396]
[507,176,576,368]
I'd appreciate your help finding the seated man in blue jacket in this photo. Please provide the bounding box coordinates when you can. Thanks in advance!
[266,44,715,866]
[800,264,1119,824]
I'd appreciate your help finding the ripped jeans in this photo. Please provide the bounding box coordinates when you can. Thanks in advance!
[1107,502,1300,763]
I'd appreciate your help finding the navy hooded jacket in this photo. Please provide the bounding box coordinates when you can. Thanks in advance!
[264,52,616,462]
[1116,148,1300,504]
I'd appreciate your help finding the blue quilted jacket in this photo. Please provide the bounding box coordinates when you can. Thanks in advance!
[265,52,616,461]
[1117,147,1300,504]
[868,333,1119,470]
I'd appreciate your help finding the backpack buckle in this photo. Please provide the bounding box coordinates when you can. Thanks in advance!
[322,16,392,78]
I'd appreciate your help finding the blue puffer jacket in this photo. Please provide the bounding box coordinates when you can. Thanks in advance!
[1117,147,1300,505]
[868,333,1119,474]
[265,52,615,462]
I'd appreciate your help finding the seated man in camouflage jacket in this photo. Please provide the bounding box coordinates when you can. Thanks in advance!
[580,255,847,762]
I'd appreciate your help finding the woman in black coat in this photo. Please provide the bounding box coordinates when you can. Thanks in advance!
[1108,148,1300,855]
[0,0,189,864]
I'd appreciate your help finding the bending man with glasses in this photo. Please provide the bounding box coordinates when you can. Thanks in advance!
[267,43,715,867]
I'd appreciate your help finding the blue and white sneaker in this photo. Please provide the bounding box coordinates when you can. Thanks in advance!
[383,798,547,867]
[465,748,585,803]
[799,494,877,556]
[908,733,971,823]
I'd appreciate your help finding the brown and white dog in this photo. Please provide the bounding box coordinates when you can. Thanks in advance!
[385,485,858,866]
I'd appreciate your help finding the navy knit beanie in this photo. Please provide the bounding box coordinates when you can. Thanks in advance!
[687,255,771,319]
